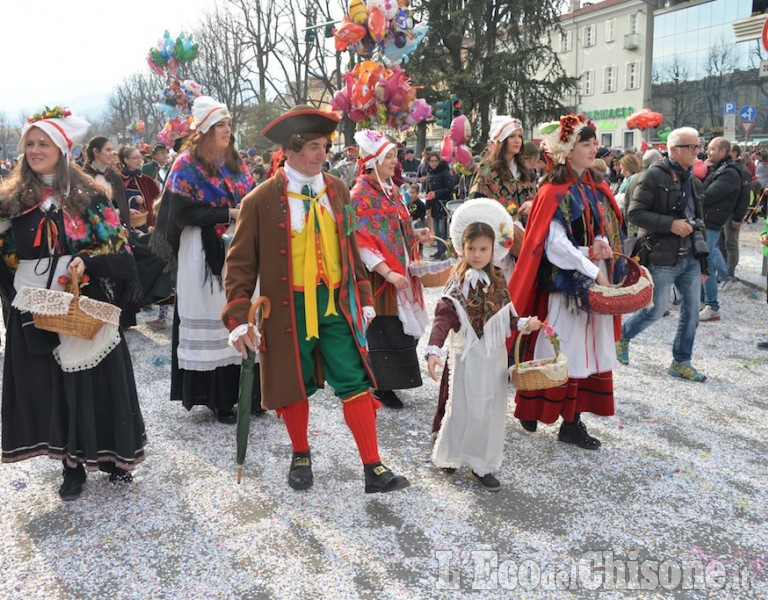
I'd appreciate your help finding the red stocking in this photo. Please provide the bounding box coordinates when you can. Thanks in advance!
[342,391,380,465]
[277,399,310,453]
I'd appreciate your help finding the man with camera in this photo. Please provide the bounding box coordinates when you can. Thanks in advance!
[698,137,742,321]
[616,127,709,382]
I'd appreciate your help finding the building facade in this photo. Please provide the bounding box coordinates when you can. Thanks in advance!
[652,0,768,143]
[553,0,656,149]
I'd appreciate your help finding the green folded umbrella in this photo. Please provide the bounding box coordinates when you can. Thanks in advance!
[236,296,270,484]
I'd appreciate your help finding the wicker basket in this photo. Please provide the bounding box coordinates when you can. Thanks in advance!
[509,330,568,391]
[31,278,105,340]
[408,237,455,288]
[130,210,148,229]
[588,252,654,315]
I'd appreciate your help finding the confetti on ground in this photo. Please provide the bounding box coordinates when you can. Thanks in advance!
[0,224,766,598]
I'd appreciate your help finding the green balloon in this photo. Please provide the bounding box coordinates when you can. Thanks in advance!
[150,48,166,67]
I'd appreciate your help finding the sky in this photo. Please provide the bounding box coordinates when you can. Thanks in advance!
[0,0,214,124]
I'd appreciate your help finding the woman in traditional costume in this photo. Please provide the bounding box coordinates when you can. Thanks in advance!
[469,116,537,281]
[155,96,255,423]
[350,129,432,409]
[507,114,624,449]
[0,107,146,500]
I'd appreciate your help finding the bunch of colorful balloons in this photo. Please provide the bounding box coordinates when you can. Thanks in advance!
[146,31,199,78]
[331,61,431,130]
[156,115,194,149]
[626,109,663,130]
[334,0,428,64]
[129,120,145,143]
[155,79,203,117]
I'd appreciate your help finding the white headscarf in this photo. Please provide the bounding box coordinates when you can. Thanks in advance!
[489,116,523,144]
[18,110,90,158]
[191,96,230,134]
[354,129,396,170]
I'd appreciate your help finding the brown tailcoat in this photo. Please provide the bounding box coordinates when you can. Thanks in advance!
[222,170,376,410]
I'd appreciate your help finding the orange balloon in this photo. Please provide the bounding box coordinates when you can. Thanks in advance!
[367,7,387,43]
[626,109,663,130]
[334,18,367,43]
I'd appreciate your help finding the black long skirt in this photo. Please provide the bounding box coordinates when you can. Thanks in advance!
[1,309,147,471]
[366,316,422,391]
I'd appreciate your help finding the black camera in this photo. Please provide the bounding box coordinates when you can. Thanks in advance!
[688,218,708,259]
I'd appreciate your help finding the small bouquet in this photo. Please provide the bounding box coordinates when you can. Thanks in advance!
[509,319,568,391]
[541,320,561,356]
[58,273,90,290]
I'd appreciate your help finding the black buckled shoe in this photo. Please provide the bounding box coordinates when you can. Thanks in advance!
[373,390,404,409]
[59,464,86,501]
[364,462,410,493]
[558,416,601,450]
[518,419,538,433]
[288,451,313,490]
[471,471,502,492]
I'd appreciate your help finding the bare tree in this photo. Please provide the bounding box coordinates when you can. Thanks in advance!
[186,6,257,129]
[702,40,742,133]
[0,112,21,161]
[652,55,698,130]
[105,73,167,144]
[226,0,283,105]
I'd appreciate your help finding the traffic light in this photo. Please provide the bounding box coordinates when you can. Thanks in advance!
[324,23,335,38]
[451,94,462,117]
[435,98,452,128]
[305,21,316,43]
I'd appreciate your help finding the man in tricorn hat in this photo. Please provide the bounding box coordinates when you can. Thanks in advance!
[222,105,410,494]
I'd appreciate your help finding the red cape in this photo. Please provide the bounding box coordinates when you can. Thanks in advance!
[507,172,623,354]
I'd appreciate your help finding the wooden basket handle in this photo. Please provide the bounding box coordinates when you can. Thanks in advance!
[67,274,82,299]
[513,329,524,369]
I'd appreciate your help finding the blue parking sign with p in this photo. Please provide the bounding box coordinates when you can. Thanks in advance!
[723,102,736,114]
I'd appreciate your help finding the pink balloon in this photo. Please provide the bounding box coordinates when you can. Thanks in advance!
[440,133,454,162]
[454,145,473,169]
[331,90,351,112]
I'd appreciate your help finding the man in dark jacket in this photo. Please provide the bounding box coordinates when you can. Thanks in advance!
[401,148,420,176]
[617,127,708,382]
[716,144,752,284]
[141,144,170,186]
[424,154,454,258]
[699,137,741,322]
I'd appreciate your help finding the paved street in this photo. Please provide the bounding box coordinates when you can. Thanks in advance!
[0,223,766,599]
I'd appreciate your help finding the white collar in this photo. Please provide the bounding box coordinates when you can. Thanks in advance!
[461,268,491,298]
[283,162,324,191]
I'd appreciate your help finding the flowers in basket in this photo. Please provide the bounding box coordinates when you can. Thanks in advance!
[542,320,561,355]
[509,320,568,389]
[57,273,90,290]
[516,320,562,372]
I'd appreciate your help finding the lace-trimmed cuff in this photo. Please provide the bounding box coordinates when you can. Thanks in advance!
[424,345,443,359]
[228,323,261,348]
